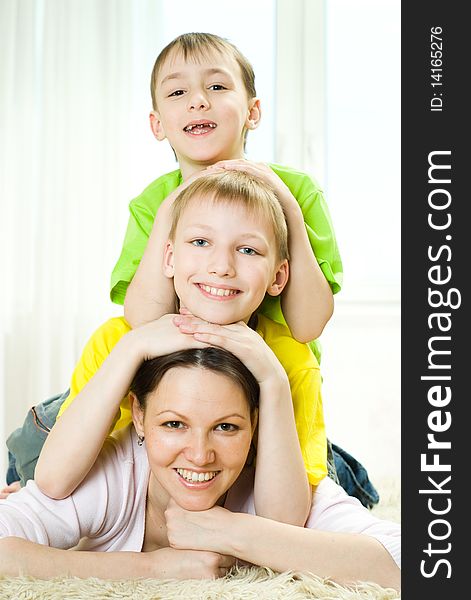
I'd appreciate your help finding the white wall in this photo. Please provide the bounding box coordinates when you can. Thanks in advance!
[321,304,401,482]
[322,0,401,482]
[275,0,401,482]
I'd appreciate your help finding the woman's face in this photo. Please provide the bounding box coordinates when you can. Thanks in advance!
[133,366,254,511]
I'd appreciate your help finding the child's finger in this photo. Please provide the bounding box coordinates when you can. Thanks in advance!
[0,481,21,498]
[174,315,203,328]
[176,318,240,336]
[192,331,249,355]
[192,332,227,346]
[208,159,248,170]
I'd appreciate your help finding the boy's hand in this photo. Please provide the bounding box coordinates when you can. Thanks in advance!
[173,315,287,388]
[0,481,21,499]
[150,164,229,241]
[158,164,227,214]
[149,164,229,250]
[207,159,299,215]
[130,314,208,361]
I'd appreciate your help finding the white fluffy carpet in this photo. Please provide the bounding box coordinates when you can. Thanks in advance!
[0,478,401,600]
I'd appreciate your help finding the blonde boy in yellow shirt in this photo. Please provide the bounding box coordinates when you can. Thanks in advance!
[36,171,324,527]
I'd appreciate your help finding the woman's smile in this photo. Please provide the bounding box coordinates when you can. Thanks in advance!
[139,366,253,511]
[175,468,221,488]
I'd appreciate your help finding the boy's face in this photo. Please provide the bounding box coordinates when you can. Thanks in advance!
[164,195,288,325]
[150,49,260,178]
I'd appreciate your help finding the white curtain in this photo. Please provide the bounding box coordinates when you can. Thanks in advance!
[0,0,277,481]
[0,0,173,449]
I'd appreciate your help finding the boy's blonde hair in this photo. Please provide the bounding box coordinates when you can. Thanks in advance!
[150,32,256,110]
[169,170,289,263]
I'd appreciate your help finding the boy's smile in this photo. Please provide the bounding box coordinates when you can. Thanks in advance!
[197,283,240,299]
[164,195,287,325]
[150,50,260,179]
[183,119,217,136]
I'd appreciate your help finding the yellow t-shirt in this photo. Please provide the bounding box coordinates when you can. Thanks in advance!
[58,315,327,485]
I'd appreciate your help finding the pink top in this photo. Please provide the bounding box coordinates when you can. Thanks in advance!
[0,425,400,568]
[0,426,253,551]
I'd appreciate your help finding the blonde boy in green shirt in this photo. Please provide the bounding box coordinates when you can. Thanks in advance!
[113,32,342,361]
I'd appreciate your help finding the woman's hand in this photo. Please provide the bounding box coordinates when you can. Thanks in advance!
[165,499,238,557]
[146,546,235,580]
[172,315,288,389]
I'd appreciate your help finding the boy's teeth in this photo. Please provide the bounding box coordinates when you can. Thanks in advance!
[201,285,237,297]
[176,469,217,482]
[185,123,216,132]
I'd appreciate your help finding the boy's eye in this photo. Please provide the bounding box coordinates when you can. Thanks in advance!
[238,247,257,256]
[191,239,209,247]
[208,84,227,91]
[215,423,238,432]
[163,421,184,429]
[169,89,185,97]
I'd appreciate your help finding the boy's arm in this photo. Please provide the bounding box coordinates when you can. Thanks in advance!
[124,169,215,329]
[207,160,335,343]
[174,317,312,527]
[259,313,328,488]
[280,203,334,341]
[35,329,143,499]
[124,198,178,327]
[254,375,312,525]
[35,316,206,499]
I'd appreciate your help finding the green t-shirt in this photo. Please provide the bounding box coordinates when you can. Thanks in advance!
[110,163,343,362]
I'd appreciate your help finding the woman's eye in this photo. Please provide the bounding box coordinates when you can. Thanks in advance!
[169,89,185,97]
[191,239,209,247]
[238,247,257,255]
[163,421,184,429]
[215,423,238,432]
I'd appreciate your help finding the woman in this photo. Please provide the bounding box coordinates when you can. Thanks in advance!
[0,316,400,590]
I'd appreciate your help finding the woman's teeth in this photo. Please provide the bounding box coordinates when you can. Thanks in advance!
[200,285,237,297]
[176,469,218,482]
